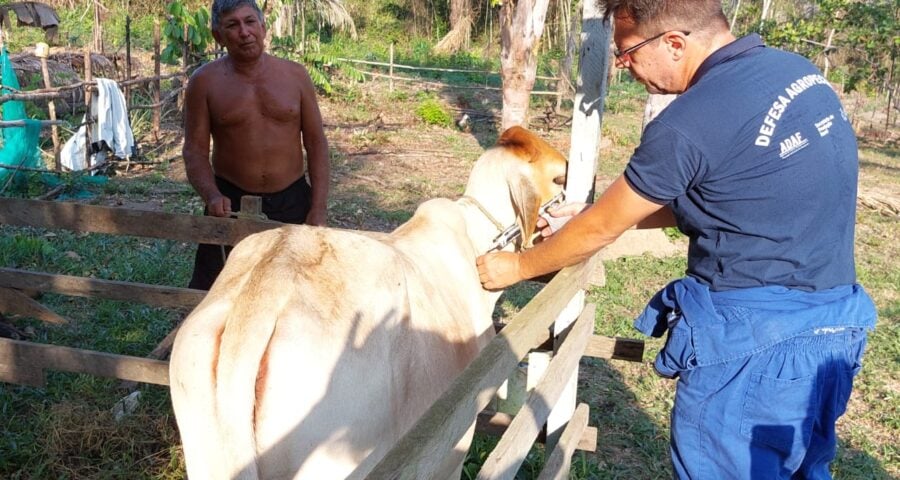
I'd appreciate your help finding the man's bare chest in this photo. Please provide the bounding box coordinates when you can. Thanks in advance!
[209,82,302,127]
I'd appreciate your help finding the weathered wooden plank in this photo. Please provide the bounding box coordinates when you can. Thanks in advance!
[0,268,206,308]
[585,335,644,362]
[474,410,596,452]
[536,403,590,480]
[119,322,182,391]
[546,291,586,451]
[366,254,599,479]
[476,305,595,480]
[0,286,68,324]
[0,339,46,386]
[0,338,170,386]
[534,334,643,362]
[0,197,281,245]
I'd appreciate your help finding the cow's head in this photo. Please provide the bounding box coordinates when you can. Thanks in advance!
[494,126,568,249]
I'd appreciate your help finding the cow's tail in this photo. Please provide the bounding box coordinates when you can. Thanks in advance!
[212,266,287,480]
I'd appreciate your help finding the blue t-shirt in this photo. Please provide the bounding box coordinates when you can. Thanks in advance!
[624,34,858,292]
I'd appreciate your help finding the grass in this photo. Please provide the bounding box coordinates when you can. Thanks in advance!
[1,64,898,480]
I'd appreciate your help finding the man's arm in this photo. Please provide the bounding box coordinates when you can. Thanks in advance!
[297,66,329,226]
[636,204,676,228]
[182,69,230,217]
[477,175,667,289]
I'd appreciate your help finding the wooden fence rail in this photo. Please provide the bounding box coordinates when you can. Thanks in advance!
[366,253,599,479]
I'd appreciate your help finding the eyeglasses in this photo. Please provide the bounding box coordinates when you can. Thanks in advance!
[614,30,691,60]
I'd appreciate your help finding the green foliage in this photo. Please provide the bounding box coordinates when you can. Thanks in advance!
[414,97,452,127]
[161,0,214,66]
[270,36,364,94]
[735,0,899,92]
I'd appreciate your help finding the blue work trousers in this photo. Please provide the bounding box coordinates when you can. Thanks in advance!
[669,328,868,479]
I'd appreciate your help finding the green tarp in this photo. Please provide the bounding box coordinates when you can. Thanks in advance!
[0,46,42,189]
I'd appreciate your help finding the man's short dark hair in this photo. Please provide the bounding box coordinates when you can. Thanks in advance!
[599,0,729,36]
[211,0,264,30]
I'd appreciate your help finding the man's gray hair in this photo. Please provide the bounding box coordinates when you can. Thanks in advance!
[599,0,728,36]
[211,0,264,30]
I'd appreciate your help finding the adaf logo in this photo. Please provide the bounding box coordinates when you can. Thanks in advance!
[779,132,809,159]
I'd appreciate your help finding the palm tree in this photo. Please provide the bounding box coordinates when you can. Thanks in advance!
[269,0,357,51]
[434,0,474,54]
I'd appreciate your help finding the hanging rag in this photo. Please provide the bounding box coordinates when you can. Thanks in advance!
[61,78,135,172]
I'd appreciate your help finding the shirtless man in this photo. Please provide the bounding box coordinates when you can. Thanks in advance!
[183,0,329,290]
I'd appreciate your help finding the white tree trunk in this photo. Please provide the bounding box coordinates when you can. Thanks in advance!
[642,94,678,131]
[730,0,741,32]
[499,0,552,130]
[566,0,610,204]
[760,0,773,27]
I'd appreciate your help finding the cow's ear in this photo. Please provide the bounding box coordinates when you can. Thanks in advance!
[508,170,541,250]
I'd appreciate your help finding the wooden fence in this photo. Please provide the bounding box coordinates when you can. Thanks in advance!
[0,196,644,478]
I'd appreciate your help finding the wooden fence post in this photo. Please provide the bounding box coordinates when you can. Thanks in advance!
[181,23,189,110]
[389,42,394,92]
[125,15,132,108]
[83,46,93,170]
[153,19,161,142]
[93,0,103,53]
[35,43,60,171]
[567,0,611,287]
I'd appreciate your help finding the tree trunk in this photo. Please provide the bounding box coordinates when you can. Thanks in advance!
[499,0,552,130]
[566,0,611,204]
[823,28,835,79]
[434,0,473,54]
[760,0,773,27]
[642,94,677,131]
[93,0,103,53]
[729,0,741,32]
[555,0,579,113]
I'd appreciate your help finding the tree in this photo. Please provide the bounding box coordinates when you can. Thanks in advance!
[499,0,551,129]
[269,0,357,52]
[735,0,898,94]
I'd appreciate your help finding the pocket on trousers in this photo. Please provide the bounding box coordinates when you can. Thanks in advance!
[740,372,816,455]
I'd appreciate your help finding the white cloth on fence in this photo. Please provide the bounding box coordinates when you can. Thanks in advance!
[61,78,135,171]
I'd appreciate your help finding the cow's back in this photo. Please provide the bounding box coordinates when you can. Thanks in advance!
[172,225,412,479]
[171,216,492,479]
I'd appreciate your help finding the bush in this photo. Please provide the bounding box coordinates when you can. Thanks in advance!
[415,98,452,127]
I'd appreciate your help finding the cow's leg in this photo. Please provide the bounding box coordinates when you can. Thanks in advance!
[435,421,477,480]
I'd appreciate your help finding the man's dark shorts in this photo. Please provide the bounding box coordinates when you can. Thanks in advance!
[188,176,312,290]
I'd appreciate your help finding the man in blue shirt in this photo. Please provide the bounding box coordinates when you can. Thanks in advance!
[476,0,876,478]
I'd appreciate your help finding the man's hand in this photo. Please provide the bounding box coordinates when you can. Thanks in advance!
[206,194,232,217]
[305,207,327,226]
[476,251,523,290]
[536,202,588,238]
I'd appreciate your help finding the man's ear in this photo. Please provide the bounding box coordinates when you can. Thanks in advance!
[666,32,687,60]
[212,28,223,45]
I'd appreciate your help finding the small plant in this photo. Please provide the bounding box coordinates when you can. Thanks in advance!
[415,98,452,127]
[161,0,214,66]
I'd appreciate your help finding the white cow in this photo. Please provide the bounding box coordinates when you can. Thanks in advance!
[169,126,567,479]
